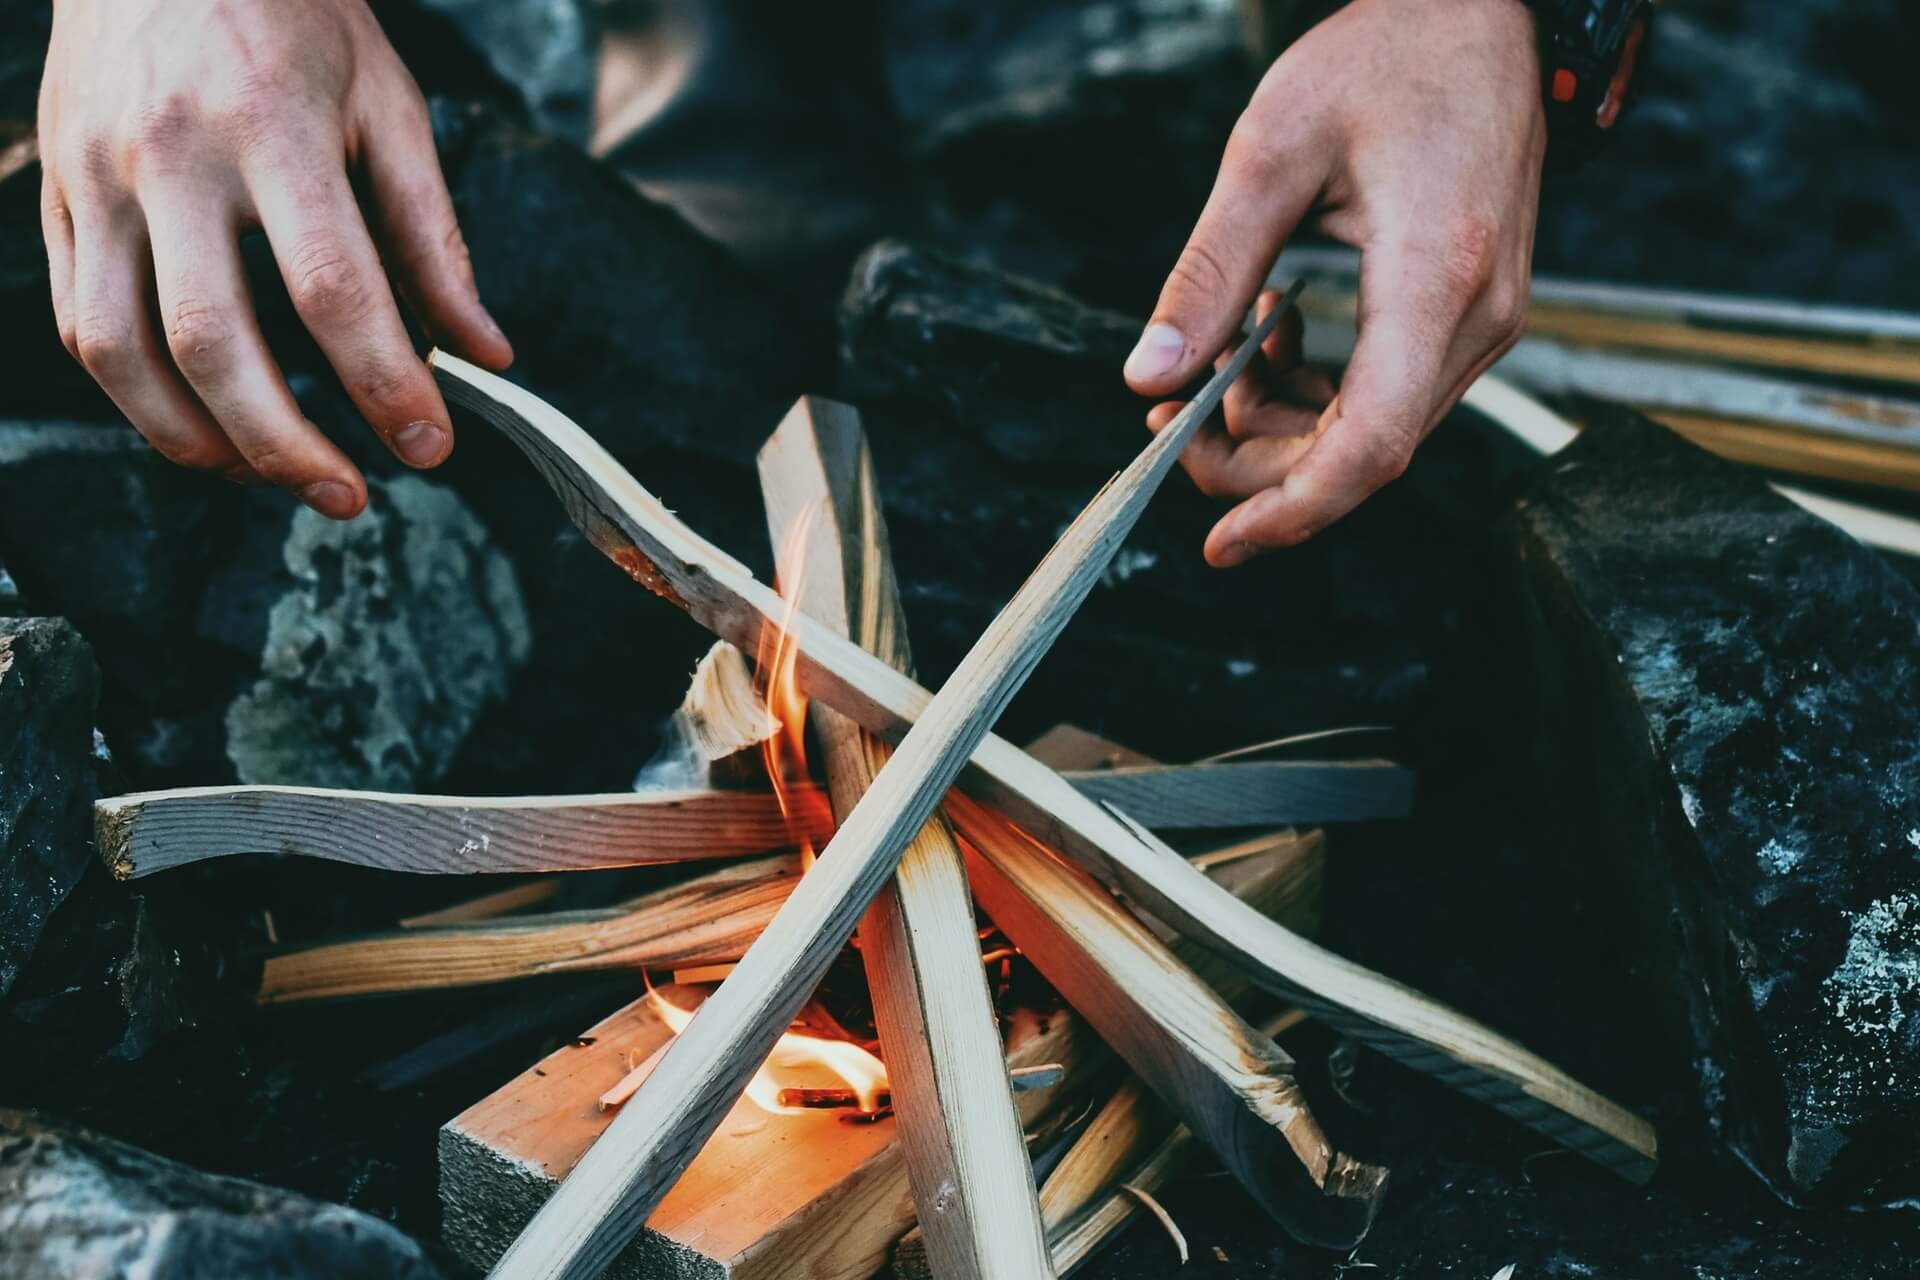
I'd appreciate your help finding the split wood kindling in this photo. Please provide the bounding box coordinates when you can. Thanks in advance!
[428,316,1657,1197]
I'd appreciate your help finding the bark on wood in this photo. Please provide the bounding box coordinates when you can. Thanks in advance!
[440,840,1313,1280]
[430,345,1656,1186]
[475,307,1291,1280]
[259,856,799,1003]
[95,785,830,880]
[760,397,1052,1278]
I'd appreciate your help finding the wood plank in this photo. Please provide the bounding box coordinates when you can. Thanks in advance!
[760,397,1052,1277]
[1649,410,1920,494]
[430,346,1656,1184]
[401,880,564,927]
[439,842,1309,1280]
[260,856,800,1003]
[1061,760,1413,828]
[94,785,831,880]
[477,301,1296,1280]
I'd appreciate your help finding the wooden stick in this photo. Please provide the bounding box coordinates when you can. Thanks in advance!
[1461,373,1920,560]
[1277,243,1920,387]
[430,326,1656,1187]
[480,298,1295,1280]
[1647,409,1920,494]
[94,784,831,880]
[1060,759,1412,828]
[444,833,1316,1280]
[760,398,1054,1278]
[401,880,564,927]
[258,855,800,1003]
[949,792,1382,1247]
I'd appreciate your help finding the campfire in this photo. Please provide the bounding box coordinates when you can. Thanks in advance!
[93,340,1655,1280]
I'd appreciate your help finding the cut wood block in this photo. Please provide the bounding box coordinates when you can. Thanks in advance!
[761,397,1052,1277]
[95,785,831,880]
[1061,760,1413,828]
[441,842,1318,1280]
[431,350,1657,1184]
[259,856,800,1003]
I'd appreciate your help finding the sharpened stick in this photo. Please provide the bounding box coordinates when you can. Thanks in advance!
[761,398,1053,1278]
[481,298,1293,1280]
[430,273,1655,1202]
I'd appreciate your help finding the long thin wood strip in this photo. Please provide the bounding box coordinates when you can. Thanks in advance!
[950,792,1384,1247]
[258,855,801,1002]
[760,397,1053,1277]
[1649,409,1920,494]
[94,785,831,880]
[1061,759,1413,828]
[430,330,1656,1185]
[400,879,564,927]
[1276,243,1920,386]
[1460,374,1920,559]
[481,297,1293,1280]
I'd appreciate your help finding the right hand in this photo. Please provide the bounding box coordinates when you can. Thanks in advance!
[37,0,514,519]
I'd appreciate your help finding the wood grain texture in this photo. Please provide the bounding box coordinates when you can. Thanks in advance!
[760,397,1052,1279]
[949,791,1384,1248]
[1061,760,1413,828]
[259,856,799,1003]
[444,838,1314,1280]
[1278,243,1920,387]
[1649,410,1920,494]
[472,302,1293,1280]
[94,785,831,880]
[430,338,1655,1189]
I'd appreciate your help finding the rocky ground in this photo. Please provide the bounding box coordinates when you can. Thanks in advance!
[0,1,1916,1277]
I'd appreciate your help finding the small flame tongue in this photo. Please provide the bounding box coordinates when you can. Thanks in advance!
[757,509,818,871]
[646,982,889,1116]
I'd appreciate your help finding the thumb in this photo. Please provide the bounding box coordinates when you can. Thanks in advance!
[1124,121,1322,397]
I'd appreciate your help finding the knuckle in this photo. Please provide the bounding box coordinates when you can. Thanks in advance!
[1432,219,1501,302]
[352,358,421,414]
[285,236,371,321]
[1167,240,1232,305]
[127,94,199,157]
[73,313,136,377]
[165,301,237,377]
[1481,277,1529,341]
[239,440,305,488]
[1360,429,1415,487]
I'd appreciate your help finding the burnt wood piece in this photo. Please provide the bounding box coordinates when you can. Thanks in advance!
[1499,407,1920,1204]
[760,397,1053,1277]
[429,349,1655,1183]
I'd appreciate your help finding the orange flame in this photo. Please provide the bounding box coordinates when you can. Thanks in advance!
[642,982,889,1116]
[757,508,820,872]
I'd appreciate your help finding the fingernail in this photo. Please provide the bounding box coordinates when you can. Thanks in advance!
[1124,323,1187,383]
[394,421,448,467]
[300,481,357,519]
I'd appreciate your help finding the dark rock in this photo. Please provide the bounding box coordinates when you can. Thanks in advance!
[1497,409,1920,1205]
[0,426,530,790]
[0,1109,439,1280]
[0,617,99,997]
[406,0,595,141]
[836,240,1508,751]
[884,0,1258,311]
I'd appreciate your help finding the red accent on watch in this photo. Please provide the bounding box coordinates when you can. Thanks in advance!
[1550,67,1579,103]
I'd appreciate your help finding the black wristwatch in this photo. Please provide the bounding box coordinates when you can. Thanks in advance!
[1523,0,1654,169]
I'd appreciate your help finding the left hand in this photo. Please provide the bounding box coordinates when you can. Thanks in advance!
[1125,0,1546,566]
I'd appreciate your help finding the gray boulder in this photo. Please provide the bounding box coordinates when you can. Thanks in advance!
[0,1109,439,1279]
